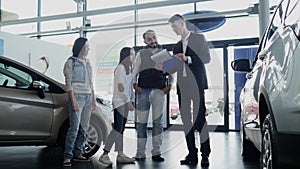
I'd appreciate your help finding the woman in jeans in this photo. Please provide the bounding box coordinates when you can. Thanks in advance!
[98,47,136,166]
[62,37,96,167]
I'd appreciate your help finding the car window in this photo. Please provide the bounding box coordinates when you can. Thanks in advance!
[285,0,300,38]
[265,0,289,44]
[286,0,298,17]
[0,63,32,88]
[252,0,289,67]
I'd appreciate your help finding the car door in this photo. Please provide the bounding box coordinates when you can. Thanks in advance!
[0,60,53,140]
[269,0,300,133]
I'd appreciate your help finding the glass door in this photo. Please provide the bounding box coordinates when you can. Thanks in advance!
[228,45,258,130]
[168,47,226,130]
[167,38,259,131]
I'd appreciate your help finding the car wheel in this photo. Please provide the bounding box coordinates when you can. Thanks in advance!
[82,119,103,157]
[260,114,278,169]
[241,126,260,160]
[59,117,105,158]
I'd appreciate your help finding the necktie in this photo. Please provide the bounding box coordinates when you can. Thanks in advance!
[182,39,188,77]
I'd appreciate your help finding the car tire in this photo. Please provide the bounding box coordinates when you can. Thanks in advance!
[241,127,260,160]
[82,118,103,157]
[260,114,278,169]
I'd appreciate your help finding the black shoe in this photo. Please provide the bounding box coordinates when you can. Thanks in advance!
[180,154,198,165]
[134,152,146,161]
[152,155,165,162]
[201,156,209,167]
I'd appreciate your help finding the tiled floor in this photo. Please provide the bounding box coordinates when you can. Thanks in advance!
[0,130,260,169]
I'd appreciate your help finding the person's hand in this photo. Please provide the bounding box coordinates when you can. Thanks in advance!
[175,53,187,62]
[131,102,135,107]
[92,99,97,111]
[133,84,143,94]
[128,102,135,111]
[72,100,79,111]
[154,62,163,71]
[161,85,171,94]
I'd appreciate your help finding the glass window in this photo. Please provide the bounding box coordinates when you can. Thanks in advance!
[42,34,79,46]
[137,25,180,47]
[1,24,37,35]
[0,71,16,87]
[0,63,32,88]
[265,0,288,44]
[138,0,168,3]
[88,28,135,100]
[205,48,224,126]
[138,4,194,22]
[286,0,299,17]
[285,1,300,38]
[41,0,76,16]
[204,17,259,41]
[2,0,37,19]
[197,0,257,12]
[89,11,134,29]
[1,0,37,34]
[41,18,82,32]
[88,0,133,11]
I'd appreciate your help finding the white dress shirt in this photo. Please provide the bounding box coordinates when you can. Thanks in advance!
[182,32,192,77]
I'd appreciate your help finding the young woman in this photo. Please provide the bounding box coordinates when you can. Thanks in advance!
[98,47,136,166]
[62,37,96,167]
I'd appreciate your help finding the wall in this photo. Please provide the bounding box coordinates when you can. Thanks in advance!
[0,31,71,83]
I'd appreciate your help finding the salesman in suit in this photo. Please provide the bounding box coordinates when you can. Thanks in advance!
[168,14,211,167]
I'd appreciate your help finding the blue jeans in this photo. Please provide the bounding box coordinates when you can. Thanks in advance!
[64,93,92,160]
[103,104,128,152]
[135,89,165,156]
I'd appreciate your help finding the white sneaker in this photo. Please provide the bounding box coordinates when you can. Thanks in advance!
[117,154,135,164]
[98,154,113,166]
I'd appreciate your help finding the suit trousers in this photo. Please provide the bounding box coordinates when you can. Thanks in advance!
[178,83,211,157]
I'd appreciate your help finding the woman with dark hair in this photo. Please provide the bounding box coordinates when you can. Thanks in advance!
[62,37,96,167]
[98,47,136,166]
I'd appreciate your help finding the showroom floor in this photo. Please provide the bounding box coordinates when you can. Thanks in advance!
[0,130,259,169]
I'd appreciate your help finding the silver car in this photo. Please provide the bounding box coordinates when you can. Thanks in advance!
[232,0,300,168]
[0,56,111,157]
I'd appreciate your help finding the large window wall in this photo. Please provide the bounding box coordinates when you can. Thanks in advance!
[0,0,278,130]
[1,0,281,44]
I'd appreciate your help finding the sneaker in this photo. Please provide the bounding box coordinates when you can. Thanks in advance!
[73,155,90,162]
[98,154,113,166]
[62,159,71,167]
[117,154,135,164]
[134,152,146,161]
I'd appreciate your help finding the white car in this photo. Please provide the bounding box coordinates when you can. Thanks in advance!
[232,0,300,168]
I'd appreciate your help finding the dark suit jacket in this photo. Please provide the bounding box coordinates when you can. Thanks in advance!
[173,32,210,91]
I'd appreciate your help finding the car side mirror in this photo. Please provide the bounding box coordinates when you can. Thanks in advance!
[231,59,251,72]
[32,81,45,99]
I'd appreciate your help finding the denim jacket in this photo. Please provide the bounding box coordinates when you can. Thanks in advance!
[63,56,94,94]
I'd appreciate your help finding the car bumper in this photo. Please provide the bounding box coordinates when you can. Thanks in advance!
[244,123,261,151]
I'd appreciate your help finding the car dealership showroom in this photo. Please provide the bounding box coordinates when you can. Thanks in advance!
[1,0,300,169]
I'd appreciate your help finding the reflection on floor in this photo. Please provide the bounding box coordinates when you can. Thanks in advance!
[0,130,259,169]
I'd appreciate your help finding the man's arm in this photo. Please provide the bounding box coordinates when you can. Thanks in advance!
[194,34,211,64]
[132,52,143,93]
